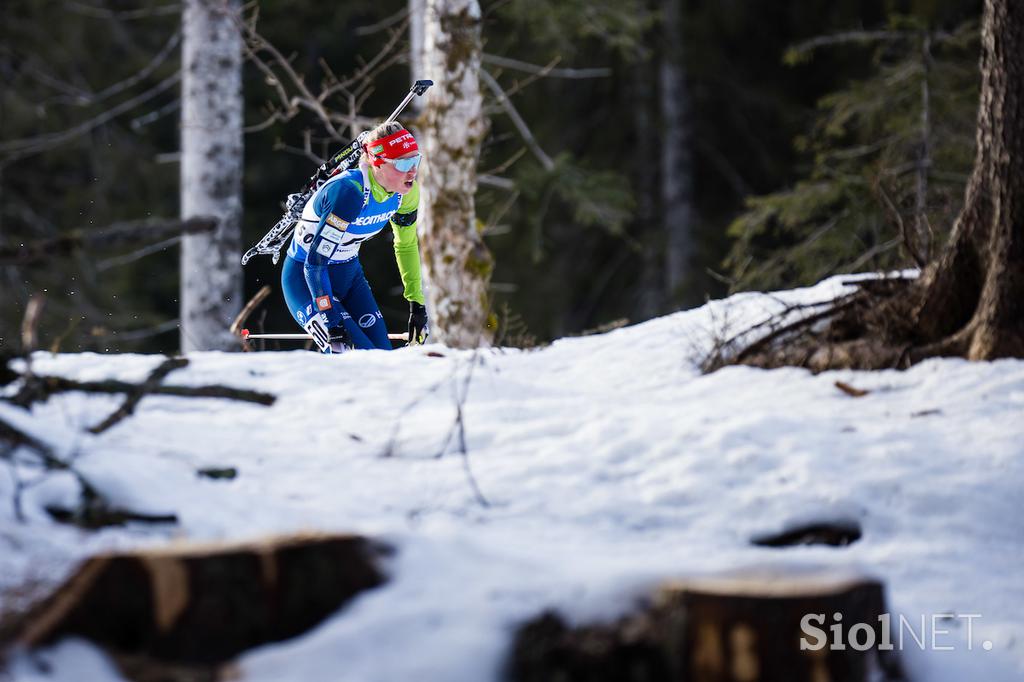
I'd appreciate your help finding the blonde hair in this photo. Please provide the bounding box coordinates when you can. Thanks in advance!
[361,121,406,164]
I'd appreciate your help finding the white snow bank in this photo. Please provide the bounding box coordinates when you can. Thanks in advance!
[1,274,1021,681]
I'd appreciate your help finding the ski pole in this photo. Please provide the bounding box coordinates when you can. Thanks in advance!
[385,79,434,123]
[311,79,434,196]
[240,330,409,342]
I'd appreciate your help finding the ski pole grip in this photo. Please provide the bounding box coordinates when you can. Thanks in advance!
[385,80,434,123]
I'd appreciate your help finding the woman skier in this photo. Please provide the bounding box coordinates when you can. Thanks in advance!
[280,121,429,353]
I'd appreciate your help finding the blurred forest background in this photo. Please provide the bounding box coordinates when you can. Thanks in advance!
[0,0,982,352]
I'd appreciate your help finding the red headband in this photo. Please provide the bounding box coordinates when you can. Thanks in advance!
[365,129,418,167]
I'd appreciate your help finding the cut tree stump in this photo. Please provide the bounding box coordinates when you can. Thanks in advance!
[4,533,389,664]
[510,566,903,682]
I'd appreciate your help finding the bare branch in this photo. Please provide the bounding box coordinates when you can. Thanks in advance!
[789,29,909,57]
[480,70,555,172]
[0,217,215,266]
[482,54,611,79]
[483,190,521,236]
[0,71,181,162]
[231,285,272,337]
[914,34,934,261]
[71,30,182,108]
[840,237,902,273]
[239,21,344,140]
[96,236,181,271]
[0,415,63,472]
[63,1,181,20]
[21,295,45,353]
[479,174,517,190]
[130,97,181,130]
[354,6,409,36]
[89,319,180,343]
[320,23,408,107]
[437,352,489,507]
[89,357,188,434]
[274,132,325,164]
[482,146,527,176]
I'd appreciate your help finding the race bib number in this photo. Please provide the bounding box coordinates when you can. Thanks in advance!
[303,314,331,353]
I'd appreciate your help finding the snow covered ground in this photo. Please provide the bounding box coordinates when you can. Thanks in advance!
[2,275,1023,681]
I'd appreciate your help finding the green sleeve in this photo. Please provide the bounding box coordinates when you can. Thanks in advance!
[392,181,425,305]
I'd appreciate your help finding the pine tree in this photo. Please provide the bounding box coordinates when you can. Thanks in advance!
[724,17,980,293]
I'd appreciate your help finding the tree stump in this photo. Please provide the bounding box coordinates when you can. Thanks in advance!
[4,533,389,664]
[510,566,903,682]
[660,566,901,682]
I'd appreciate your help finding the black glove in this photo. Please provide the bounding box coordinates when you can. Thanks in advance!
[408,301,429,345]
[327,325,351,353]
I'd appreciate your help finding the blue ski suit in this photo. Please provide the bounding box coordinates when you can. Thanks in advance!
[281,164,423,350]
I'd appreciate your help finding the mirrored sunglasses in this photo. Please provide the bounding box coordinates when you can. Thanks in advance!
[379,154,421,172]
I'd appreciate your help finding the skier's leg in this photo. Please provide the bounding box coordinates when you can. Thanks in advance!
[281,256,316,327]
[326,260,380,350]
[340,260,393,350]
[281,256,370,349]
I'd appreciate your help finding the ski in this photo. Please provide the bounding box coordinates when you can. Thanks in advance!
[240,80,434,266]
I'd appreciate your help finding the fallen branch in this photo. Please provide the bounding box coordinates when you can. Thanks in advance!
[442,352,490,508]
[0,414,63,470]
[834,380,870,398]
[382,350,490,507]
[734,294,866,365]
[7,361,276,411]
[89,357,188,434]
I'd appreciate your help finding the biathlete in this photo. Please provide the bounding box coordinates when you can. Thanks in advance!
[281,122,429,353]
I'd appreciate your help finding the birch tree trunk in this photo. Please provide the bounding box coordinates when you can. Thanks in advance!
[420,0,493,348]
[179,0,243,352]
[659,0,695,305]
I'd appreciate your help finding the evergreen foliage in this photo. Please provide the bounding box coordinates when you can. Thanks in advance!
[725,16,979,292]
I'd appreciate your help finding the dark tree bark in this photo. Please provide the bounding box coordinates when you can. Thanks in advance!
[659,0,696,305]
[911,0,1024,361]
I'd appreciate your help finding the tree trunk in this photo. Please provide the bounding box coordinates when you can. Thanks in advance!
[179,0,244,352]
[634,20,664,320]
[659,0,696,305]
[420,0,494,348]
[912,0,1024,360]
